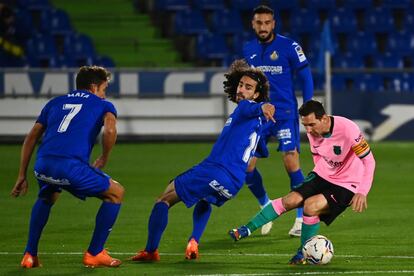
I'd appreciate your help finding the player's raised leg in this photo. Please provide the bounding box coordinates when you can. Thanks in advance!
[229,197,290,241]
[83,179,124,268]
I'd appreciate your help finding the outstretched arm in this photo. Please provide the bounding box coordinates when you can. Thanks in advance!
[11,123,45,197]
[93,112,117,169]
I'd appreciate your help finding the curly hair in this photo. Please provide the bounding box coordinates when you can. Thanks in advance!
[223,59,269,103]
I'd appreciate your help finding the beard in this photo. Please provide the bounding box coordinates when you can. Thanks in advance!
[256,31,273,43]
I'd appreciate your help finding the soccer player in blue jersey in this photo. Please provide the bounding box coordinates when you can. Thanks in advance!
[130,60,275,262]
[11,66,124,268]
[243,5,314,236]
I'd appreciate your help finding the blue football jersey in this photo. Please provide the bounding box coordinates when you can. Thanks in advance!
[202,100,266,188]
[36,90,117,163]
[243,34,309,119]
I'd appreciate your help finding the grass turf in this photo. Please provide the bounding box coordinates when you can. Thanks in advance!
[0,142,413,275]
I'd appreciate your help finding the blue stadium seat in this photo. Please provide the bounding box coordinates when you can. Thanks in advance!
[211,9,244,35]
[192,0,224,11]
[174,9,208,35]
[346,31,377,55]
[229,0,260,11]
[355,74,384,92]
[154,0,189,11]
[95,55,116,68]
[14,9,34,44]
[302,0,336,12]
[342,0,372,10]
[231,31,254,56]
[40,9,72,35]
[382,73,413,92]
[196,32,229,61]
[382,0,411,9]
[290,9,321,34]
[25,33,57,67]
[17,0,50,10]
[269,0,299,12]
[332,52,364,68]
[329,8,357,33]
[63,33,96,66]
[375,52,404,68]
[364,7,394,33]
[387,31,413,55]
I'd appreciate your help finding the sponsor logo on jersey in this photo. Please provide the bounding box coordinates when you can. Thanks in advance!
[224,117,232,126]
[277,128,292,139]
[270,51,278,60]
[255,65,283,75]
[293,43,307,62]
[323,157,344,168]
[209,180,232,199]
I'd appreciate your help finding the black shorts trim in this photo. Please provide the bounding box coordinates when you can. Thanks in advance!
[294,172,355,225]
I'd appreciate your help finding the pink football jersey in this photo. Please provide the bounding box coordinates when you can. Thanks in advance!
[308,116,372,195]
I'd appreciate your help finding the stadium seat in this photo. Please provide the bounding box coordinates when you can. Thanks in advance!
[375,52,404,68]
[328,8,357,34]
[17,0,50,10]
[269,0,299,12]
[386,31,413,55]
[341,0,372,10]
[95,55,116,68]
[154,0,189,11]
[382,0,411,9]
[40,9,72,35]
[211,9,244,35]
[332,52,364,69]
[229,0,260,11]
[382,73,412,92]
[63,33,97,66]
[196,32,229,62]
[355,74,384,92]
[230,31,254,57]
[346,31,377,55]
[302,0,336,12]
[174,9,208,35]
[192,0,224,11]
[363,7,395,33]
[14,8,34,44]
[25,33,58,67]
[290,9,321,34]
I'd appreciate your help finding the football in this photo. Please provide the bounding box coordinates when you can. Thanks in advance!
[302,235,334,265]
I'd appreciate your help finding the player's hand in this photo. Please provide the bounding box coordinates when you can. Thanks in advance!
[11,177,29,197]
[350,193,367,213]
[93,155,108,169]
[261,103,276,123]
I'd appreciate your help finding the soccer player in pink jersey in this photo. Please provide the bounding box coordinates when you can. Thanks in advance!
[228,100,376,264]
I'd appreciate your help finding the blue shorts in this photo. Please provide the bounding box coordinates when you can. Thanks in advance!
[261,118,301,153]
[174,163,240,208]
[34,156,111,200]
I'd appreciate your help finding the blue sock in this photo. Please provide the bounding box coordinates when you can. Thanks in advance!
[25,199,53,256]
[145,201,169,253]
[246,168,270,206]
[87,202,121,256]
[289,169,304,218]
[190,201,212,243]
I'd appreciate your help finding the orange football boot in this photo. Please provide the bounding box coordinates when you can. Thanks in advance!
[130,249,160,262]
[21,252,42,268]
[83,249,122,268]
[185,238,199,260]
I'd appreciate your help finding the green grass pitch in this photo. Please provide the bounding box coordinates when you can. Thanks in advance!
[1,142,413,275]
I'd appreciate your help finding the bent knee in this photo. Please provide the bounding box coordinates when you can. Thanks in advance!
[103,179,125,204]
[303,200,319,216]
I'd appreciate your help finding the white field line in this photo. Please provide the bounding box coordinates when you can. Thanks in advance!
[0,251,413,259]
[186,272,414,276]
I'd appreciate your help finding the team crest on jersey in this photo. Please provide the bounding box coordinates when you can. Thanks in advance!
[333,145,341,155]
[270,51,278,60]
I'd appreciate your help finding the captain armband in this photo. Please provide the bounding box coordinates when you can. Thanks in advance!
[352,136,371,158]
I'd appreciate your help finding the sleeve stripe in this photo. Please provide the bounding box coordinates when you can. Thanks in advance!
[352,138,371,157]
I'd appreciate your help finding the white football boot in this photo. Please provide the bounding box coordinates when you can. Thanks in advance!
[288,217,303,237]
